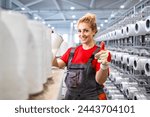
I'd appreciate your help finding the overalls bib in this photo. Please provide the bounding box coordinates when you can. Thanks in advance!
[65,47,104,100]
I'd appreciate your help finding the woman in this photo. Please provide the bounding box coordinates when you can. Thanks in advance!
[52,13,111,100]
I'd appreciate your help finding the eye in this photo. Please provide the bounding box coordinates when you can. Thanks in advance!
[78,29,81,33]
[84,29,89,32]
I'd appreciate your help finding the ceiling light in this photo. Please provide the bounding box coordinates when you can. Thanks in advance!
[120,5,125,9]
[111,14,115,18]
[34,16,38,20]
[72,15,76,19]
[51,27,55,30]
[48,24,51,27]
[42,21,46,24]
[21,7,25,10]
[73,20,77,24]
[70,6,75,10]
[100,24,104,27]
[104,20,108,23]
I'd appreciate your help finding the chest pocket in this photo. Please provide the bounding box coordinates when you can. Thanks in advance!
[65,68,85,88]
[65,71,78,88]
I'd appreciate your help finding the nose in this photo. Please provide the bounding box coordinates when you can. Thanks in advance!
[80,31,85,37]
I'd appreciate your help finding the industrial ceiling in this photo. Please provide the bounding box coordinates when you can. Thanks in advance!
[0,0,148,34]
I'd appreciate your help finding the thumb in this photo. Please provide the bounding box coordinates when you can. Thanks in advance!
[95,41,105,59]
[100,41,105,51]
[100,41,112,62]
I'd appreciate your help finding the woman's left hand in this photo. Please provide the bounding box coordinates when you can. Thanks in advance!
[95,42,111,69]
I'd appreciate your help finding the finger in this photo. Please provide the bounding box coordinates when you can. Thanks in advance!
[95,51,107,59]
[107,52,111,62]
[99,51,107,54]
[99,56,107,61]
[101,60,109,65]
[98,59,105,63]
[98,59,109,65]
[98,59,103,63]
[100,53,108,58]
[95,53,100,59]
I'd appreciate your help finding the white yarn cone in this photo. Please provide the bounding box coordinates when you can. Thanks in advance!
[144,59,150,76]
[27,20,45,94]
[133,57,148,71]
[126,24,136,36]
[51,32,63,59]
[45,28,52,78]
[0,11,29,99]
[145,16,150,34]
[135,20,147,36]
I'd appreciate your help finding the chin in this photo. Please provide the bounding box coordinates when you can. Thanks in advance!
[81,41,86,44]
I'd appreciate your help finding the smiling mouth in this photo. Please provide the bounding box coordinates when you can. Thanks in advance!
[81,36,87,39]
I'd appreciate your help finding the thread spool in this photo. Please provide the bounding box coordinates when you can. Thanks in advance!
[111,51,116,61]
[104,80,113,85]
[102,34,106,41]
[121,26,128,38]
[140,49,150,56]
[109,72,120,82]
[115,52,123,62]
[27,20,44,95]
[114,77,129,86]
[56,41,69,57]
[115,29,122,39]
[125,86,139,99]
[113,76,122,85]
[0,10,29,99]
[106,34,109,40]
[120,82,138,93]
[121,53,130,64]
[119,78,130,88]
[0,19,20,99]
[106,32,111,40]
[133,57,148,71]
[127,55,138,67]
[45,27,52,78]
[106,89,121,95]
[104,85,117,92]
[113,31,117,39]
[110,31,115,40]
[40,25,48,84]
[133,92,147,100]
[109,94,125,100]
[144,59,150,76]
[42,26,52,83]
[101,34,106,41]
[126,24,136,36]
[135,20,147,36]
[51,32,63,59]
[145,16,150,33]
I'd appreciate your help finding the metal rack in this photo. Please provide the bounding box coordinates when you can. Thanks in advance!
[99,1,150,100]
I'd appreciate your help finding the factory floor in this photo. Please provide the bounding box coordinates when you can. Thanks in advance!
[29,67,67,100]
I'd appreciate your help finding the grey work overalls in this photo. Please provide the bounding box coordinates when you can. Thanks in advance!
[64,47,104,100]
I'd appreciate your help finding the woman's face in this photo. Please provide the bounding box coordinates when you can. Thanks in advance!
[78,22,95,44]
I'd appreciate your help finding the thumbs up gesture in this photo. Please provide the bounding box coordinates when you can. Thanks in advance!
[95,41,111,70]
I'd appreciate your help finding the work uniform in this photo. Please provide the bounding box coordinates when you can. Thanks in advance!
[61,45,107,100]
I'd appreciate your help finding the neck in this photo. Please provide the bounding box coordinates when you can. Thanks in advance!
[82,40,95,50]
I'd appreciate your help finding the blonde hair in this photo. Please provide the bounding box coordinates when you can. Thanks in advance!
[77,13,98,33]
